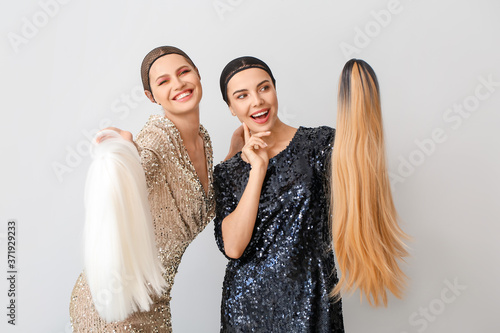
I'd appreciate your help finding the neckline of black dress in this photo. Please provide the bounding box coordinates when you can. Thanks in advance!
[237,126,303,167]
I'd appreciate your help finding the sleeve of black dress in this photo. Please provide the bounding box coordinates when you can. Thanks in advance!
[213,162,239,259]
[313,126,335,177]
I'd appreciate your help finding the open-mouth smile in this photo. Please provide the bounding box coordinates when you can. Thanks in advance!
[173,90,193,102]
[250,109,270,124]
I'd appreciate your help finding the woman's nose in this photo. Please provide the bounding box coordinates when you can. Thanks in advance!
[172,76,186,90]
[252,94,264,107]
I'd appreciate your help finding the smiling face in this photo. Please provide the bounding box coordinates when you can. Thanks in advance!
[227,68,279,133]
[147,53,202,116]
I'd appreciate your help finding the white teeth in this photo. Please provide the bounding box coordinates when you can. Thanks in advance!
[175,91,191,100]
[251,111,268,118]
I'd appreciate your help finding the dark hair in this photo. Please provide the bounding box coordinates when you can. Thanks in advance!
[140,46,198,96]
[219,56,276,104]
[339,59,380,109]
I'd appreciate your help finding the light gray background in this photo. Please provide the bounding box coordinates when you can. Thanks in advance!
[1,0,499,332]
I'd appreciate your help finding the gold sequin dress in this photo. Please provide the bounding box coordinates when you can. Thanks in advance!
[69,115,215,332]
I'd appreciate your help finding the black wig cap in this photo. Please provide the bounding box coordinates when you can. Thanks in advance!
[140,46,197,94]
[219,56,276,104]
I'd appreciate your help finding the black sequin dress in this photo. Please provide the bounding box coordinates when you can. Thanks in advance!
[214,126,345,333]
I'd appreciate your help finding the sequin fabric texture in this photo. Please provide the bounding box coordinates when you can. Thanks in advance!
[214,126,345,333]
[70,115,215,332]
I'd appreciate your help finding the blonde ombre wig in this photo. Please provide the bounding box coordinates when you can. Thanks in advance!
[330,59,409,306]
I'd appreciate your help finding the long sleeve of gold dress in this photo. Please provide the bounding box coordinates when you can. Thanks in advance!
[69,115,215,332]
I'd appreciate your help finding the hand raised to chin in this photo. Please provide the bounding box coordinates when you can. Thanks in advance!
[241,123,271,171]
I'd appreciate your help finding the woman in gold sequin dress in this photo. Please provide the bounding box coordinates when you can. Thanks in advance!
[69,46,218,332]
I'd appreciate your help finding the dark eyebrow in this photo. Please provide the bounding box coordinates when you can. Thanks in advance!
[232,80,270,96]
[257,79,270,87]
[232,88,248,96]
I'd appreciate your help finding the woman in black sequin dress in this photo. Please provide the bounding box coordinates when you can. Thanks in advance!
[213,57,345,332]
